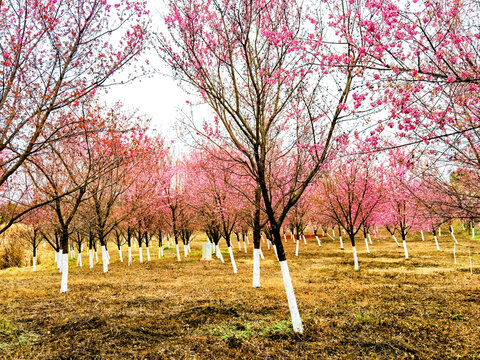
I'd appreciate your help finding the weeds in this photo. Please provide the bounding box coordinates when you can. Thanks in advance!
[356,312,385,325]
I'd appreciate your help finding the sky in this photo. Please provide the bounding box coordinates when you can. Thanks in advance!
[101,1,196,152]
[102,68,188,141]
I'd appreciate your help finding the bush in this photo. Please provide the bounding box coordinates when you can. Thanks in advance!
[0,226,31,269]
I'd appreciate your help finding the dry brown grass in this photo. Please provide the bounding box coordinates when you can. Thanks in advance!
[0,225,31,269]
[0,228,479,359]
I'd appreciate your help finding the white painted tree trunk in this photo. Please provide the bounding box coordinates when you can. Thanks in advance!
[106,249,110,260]
[321,228,325,236]
[78,253,82,267]
[292,234,296,244]
[472,227,475,239]
[176,243,181,261]
[228,247,237,274]
[332,228,335,237]
[60,253,69,293]
[128,246,132,266]
[253,249,261,288]
[32,256,36,271]
[216,245,225,263]
[279,260,303,334]
[118,249,123,262]
[295,239,300,256]
[146,247,151,261]
[273,244,279,260]
[438,227,441,236]
[95,251,99,263]
[434,235,440,251]
[352,246,359,271]
[392,235,400,247]
[259,247,265,260]
[243,240,247,253]
[261,234,265,243]
[238,238,241,251]
[54,250,58,264]
[364,238,370,254]
[326,232,334,241]
[101,245,108,273]
[284,233,287,242]
[339,236,344,250]
[158,247,161,258]
[303,234,307,245]
[58,250,63,272]
[402,239,409,259]
[267,239,271,250]
[454,243,457,264]
[139,246,143,263]
[246,235,250,245]
[451,232,458,245]
[316,236,321,246]
[184,244,188,257]
[421,230,425,241]
[89,250,94,268]
[368,234,373,245]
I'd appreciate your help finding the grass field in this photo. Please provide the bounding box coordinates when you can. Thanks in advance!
[1,228,479,359]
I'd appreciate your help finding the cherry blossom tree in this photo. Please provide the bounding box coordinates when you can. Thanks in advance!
[156,0,398,332]
[312,155,383,271]
[382,150,426,259]
[0,0,148,233]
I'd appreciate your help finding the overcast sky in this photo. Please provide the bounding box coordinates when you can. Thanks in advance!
[101,1,197,152]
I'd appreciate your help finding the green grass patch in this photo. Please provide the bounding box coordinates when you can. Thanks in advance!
[205,319,294,342]
[0,317,39,349]
[355,312,385,325]
[450,310,464,321]
[211,323,253,341]
[0,318,15,335]
[259,320,293,337]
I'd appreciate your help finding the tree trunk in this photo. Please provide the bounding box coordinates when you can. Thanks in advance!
[32,242,37,272]
[175,235,181,261]
[60,232,69,293]
[349,233,359,271]
[215,241,225,263]
[158,231,163,258]
[271,226,303,334]
[364,237,370,254]
[401,233,409,259]
[433,229,440,251]
[253,186,261,287]
[101,245,109,272]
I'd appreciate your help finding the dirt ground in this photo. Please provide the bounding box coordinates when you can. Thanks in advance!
[0,228,479,359]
